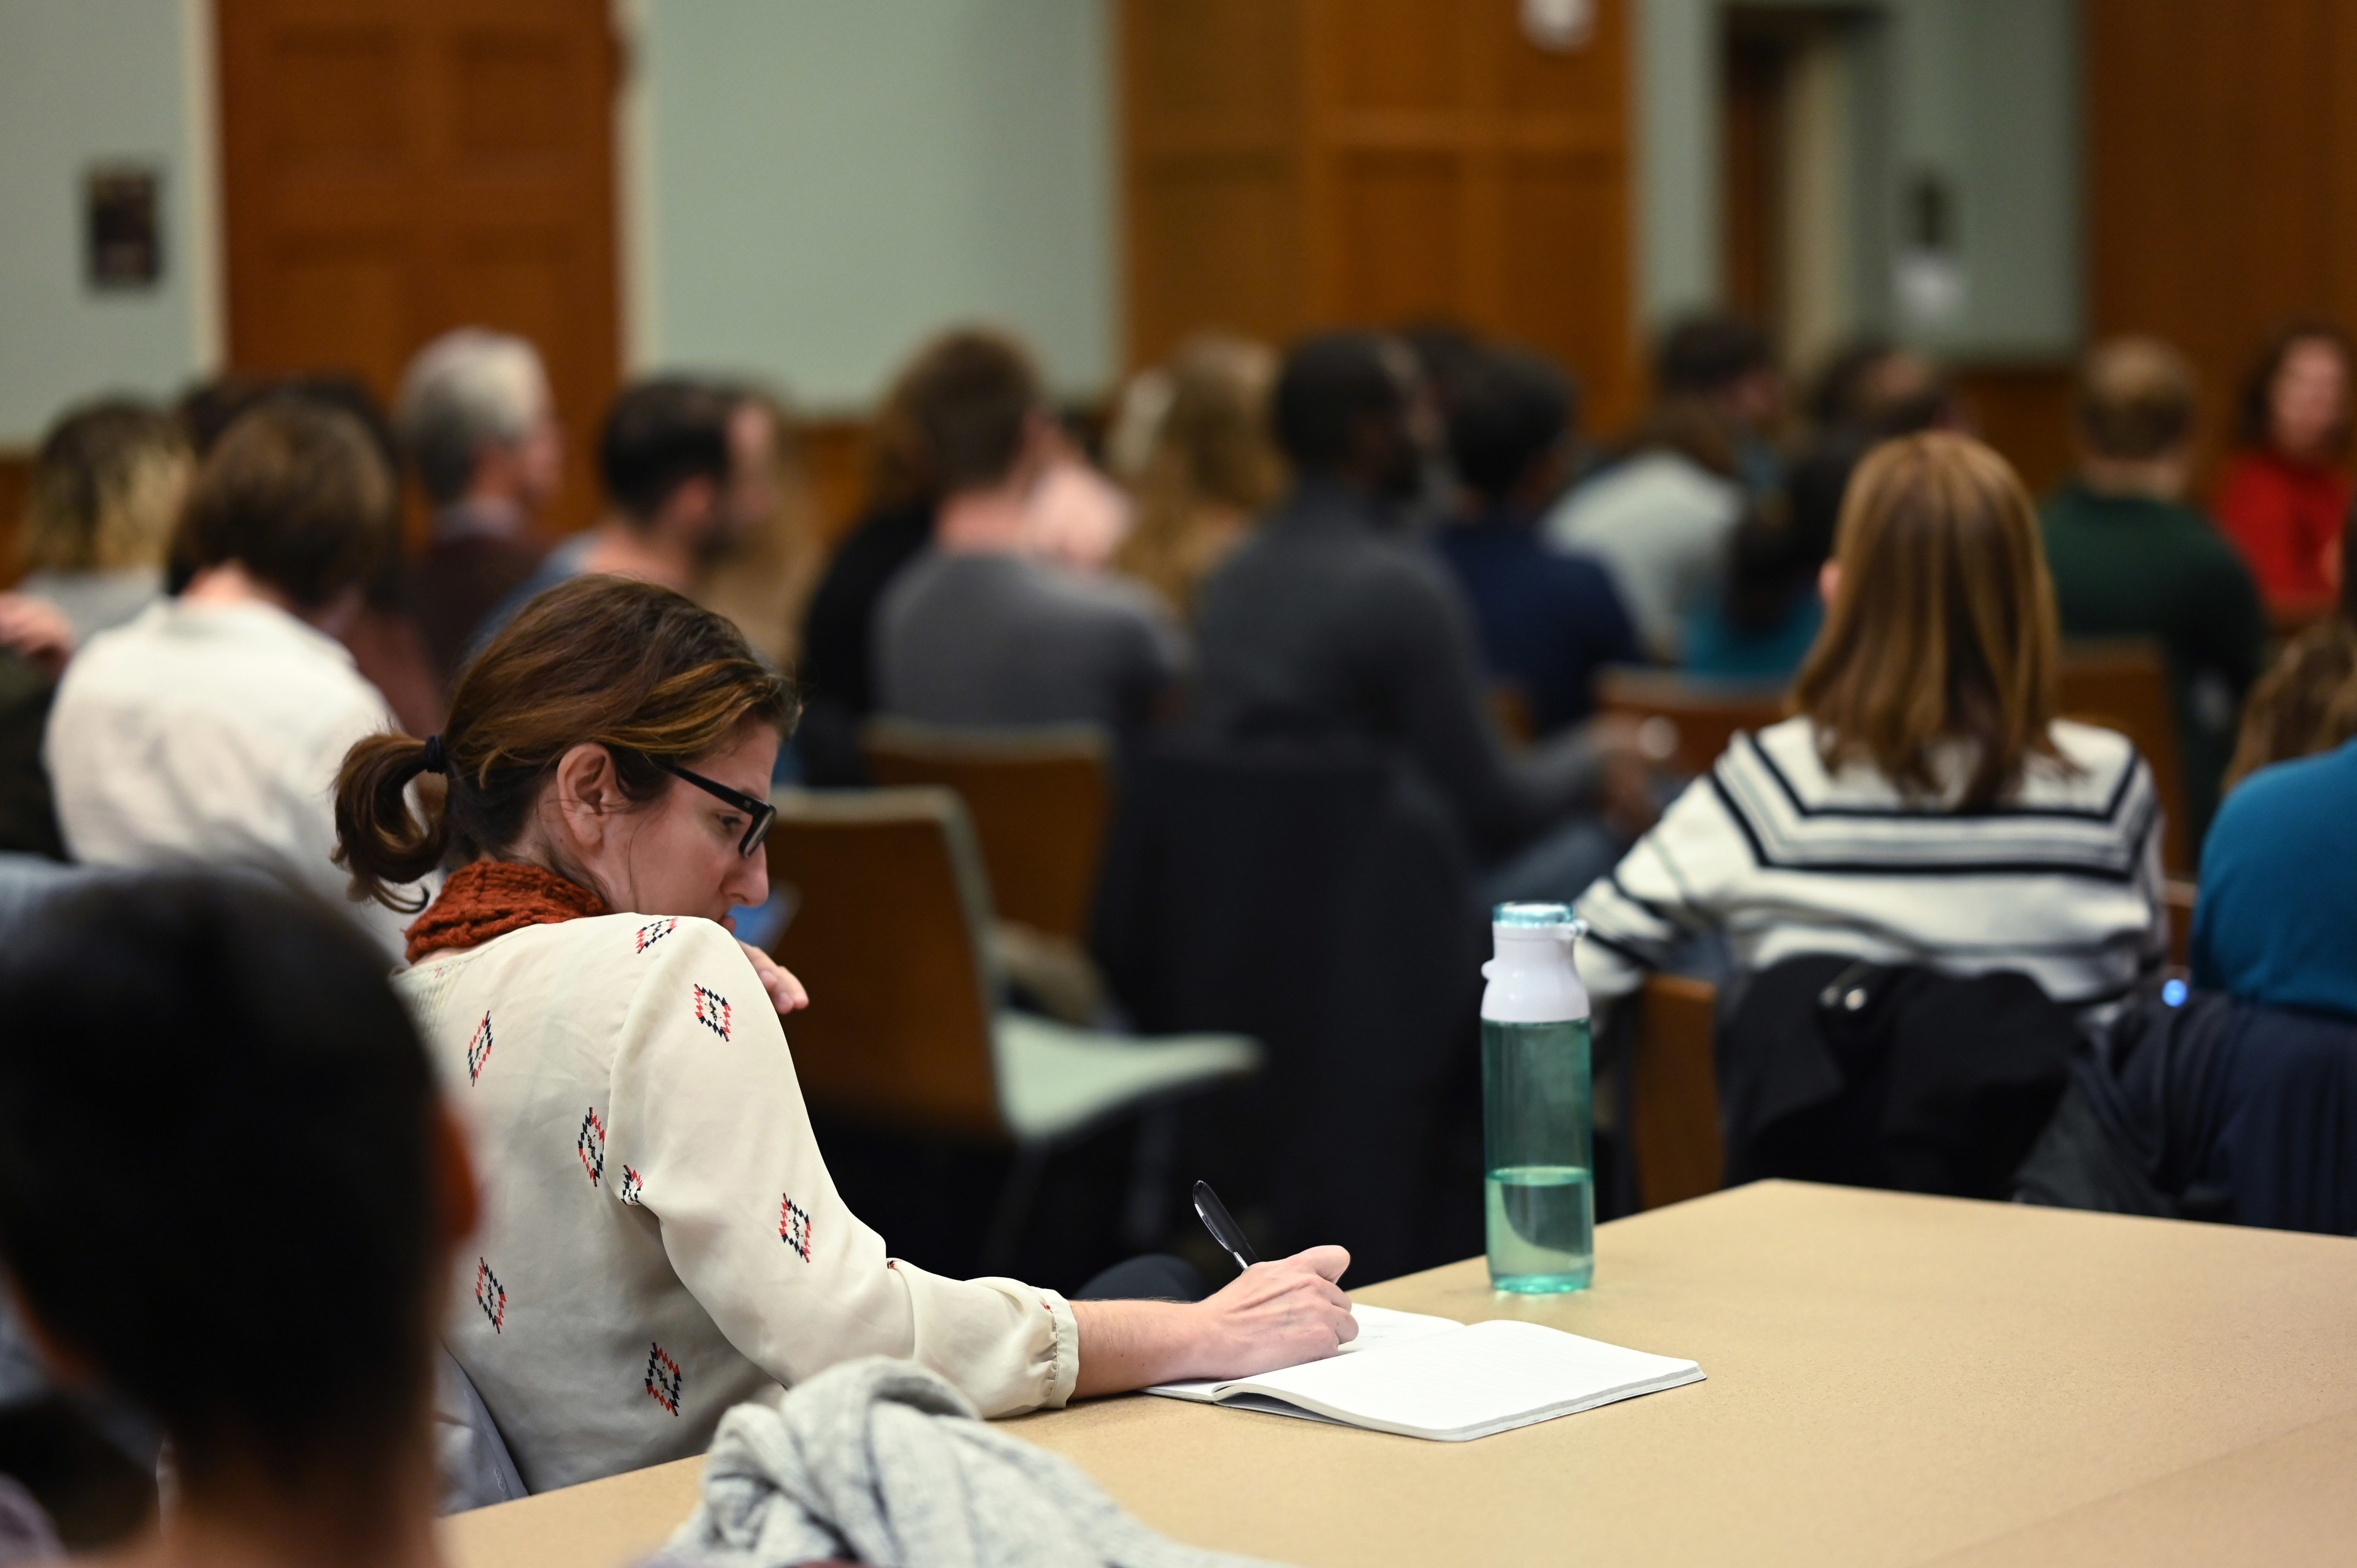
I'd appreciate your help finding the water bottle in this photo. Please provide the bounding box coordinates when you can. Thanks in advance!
[1481,902,1594,1292]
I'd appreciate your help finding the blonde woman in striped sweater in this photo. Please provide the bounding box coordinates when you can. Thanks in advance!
[1575,433,2167,1016]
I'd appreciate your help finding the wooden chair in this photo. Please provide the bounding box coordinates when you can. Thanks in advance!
[764,786,1257,1266]
[859,718,1113,943]
[1595,667,1787,778]
[1626,974,1724,1210]
[2059,639,2190,875]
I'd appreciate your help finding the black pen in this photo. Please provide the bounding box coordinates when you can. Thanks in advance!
[1192,1180,1258,1271]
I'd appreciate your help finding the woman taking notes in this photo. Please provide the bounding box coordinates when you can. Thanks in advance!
[334,576,1353,1492]
[1574,432,2168,1013]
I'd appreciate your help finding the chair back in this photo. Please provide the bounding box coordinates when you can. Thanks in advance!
[1628,974,1724,1209]
[1596,667,1787,778]
[2060,638,2189,874]
[763,788,1008,1142]
[861,718,1113,942]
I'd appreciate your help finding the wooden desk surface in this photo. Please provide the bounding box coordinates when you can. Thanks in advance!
[446,1181,2357,1568]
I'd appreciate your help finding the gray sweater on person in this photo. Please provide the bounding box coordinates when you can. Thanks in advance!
[875,550,1186,742]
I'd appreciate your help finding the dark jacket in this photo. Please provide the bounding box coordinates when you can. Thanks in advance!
[1192,479,1598,863]
[1093,736,1485,1281]
[1716,955,2078,1199]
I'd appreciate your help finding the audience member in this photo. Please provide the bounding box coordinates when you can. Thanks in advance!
[1194,332,1649,903]
[2217,322,2354,612]
[2193,737,2357,1024]
[44,400,428,956]
[1803,337,1961,443]
[1433,346,1639,735]
[1114,335,1283,615]
[0,874,476,1568]
[332,575,1357,1491]
[694,385,825,670]
[394,329,562,682]
[2041,337,2266,846]
[1575,433,2166,1013]
[1022,419,1135,572]
[7,399,189,646]
[1682,441,1855,681]
[1543,315,1780,658]
[477,378,737,648]
[799,331,1019,780]
[2225,585,2357,787]
[874,335,1182,742]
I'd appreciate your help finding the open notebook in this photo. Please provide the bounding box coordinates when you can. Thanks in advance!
[1146,1305,1703,1442]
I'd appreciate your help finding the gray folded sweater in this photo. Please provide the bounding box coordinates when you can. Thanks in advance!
[663,1358,1285,1568]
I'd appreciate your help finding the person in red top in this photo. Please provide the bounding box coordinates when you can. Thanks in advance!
[2216,323,2355,614]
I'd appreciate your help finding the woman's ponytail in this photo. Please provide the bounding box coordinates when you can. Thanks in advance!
[333,733,449,912]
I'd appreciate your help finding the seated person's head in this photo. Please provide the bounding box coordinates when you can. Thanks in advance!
[1444,347,1578,516]
[179,399,396,623]
[20,399,192,579]
[0,875,473,1539]
[397,328,563,517]
[1804,339,1956,441]
[338,575,795,924]
[1655,315,1780,433]
[2240,322,2354,464]
[1795,432,2058,810]
[598,378,736,553]
[870,329,1048,510]
[2075,337,2198,498]
[1272,331,1425,502]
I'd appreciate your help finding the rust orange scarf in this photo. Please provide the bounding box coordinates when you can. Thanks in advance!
[405,860,607,964]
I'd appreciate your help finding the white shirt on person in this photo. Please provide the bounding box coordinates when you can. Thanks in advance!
[42,597,423,957]
[1574,716,2168,1012]
[399,912,1079,1493]
[1542,449,1743,661]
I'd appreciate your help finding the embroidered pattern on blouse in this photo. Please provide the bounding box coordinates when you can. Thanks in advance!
[467,1013,495,1083]
[635,918,678,953]
[618,1165,644,1205]
[692,984,732,1041]
[645,1342,683,1415]
[577,1108,606,1186]
[475,1259,506,1333]
[781,1194,813,1261]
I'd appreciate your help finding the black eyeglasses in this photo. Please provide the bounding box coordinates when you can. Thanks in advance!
[656,759,776,859]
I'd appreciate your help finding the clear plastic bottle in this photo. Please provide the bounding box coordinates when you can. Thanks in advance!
[1480,902,1594,1292]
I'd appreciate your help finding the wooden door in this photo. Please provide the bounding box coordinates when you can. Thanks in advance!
[216,0,621,536]
[1124,0,1638,431]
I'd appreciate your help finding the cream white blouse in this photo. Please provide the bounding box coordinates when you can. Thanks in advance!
[400,913,1079,1493]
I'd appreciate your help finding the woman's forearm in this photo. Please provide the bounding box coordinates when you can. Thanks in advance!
[1067,1246,1358,1399]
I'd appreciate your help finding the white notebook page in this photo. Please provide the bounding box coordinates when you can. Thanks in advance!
[1215,1318,1703,1440]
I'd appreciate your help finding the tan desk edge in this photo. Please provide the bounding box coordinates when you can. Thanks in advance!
[447,1182,2357,1568]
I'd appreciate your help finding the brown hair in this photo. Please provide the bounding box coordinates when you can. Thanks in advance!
[2237,320,2355,453]
[1116,336,1283,611]
[20,399,193,574]
[1792,432,2062,809]
[178,400,394,608]
[2077,336,2198,460]
[2225,617,2357,790]
[868,328,1044,509]
[335,576,795,909]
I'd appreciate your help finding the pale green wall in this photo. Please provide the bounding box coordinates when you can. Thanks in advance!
[636,0,1118,411]
[0,0,216,447]
[1632,0,2082,360]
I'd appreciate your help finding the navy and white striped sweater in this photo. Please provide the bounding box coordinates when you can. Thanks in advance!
[1573,716,2168,1012]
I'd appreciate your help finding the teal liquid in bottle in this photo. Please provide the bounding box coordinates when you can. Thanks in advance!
[1481,904,1595,1293]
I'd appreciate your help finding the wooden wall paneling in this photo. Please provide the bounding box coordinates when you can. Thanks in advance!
[1123,0,1635,430]
[1953,363,2078,501]
[2086,0,2356,484]
[216,0,620,538]
[0,454,29,589]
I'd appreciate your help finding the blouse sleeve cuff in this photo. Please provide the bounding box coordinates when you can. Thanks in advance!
[1038,1286,1080,1408]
